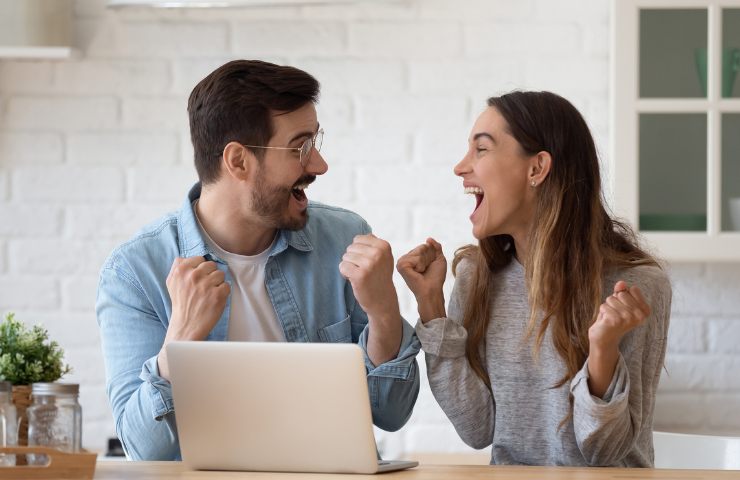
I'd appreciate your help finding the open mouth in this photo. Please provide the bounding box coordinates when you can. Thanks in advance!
[465,186,484,214]
[291,184,307,202]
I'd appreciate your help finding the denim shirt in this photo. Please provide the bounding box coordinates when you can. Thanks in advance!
[96,183,421,461]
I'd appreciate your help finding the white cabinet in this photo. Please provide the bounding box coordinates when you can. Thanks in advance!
[612,0,740,260]
[0,0,75,59]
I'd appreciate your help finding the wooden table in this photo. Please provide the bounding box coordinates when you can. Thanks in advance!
[94,461,740,479]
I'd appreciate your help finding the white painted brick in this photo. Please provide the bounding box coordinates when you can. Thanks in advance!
[306,165,354,204]
[0,241,5,273]
[405,424,480,453]
[409,59,524,96]
[79,385,113,426]
[75,18,118,57]
[67,132,179,166]
[661,354,740,391]
[707,319,740,354]
[667,316,706,354]
[349,23,462,59]
[61,346,107,386]
[66,204,169,239]
[320,130,409,167]
[706,264,740,316]
[0,277,60,310]
[117,22,229,57]
[0,170,8,200]
[16,310,102,350]
[533,0,609,24]
[127,166,197,203]
[232,22,346,56]
[0,132,64,165]
[62,275,100,312]
[418,0,533,20]
[522,58,608,96]
[413,205,477,247]
[0,61,53,93]
[705,394,740,430]
[13,166,125,202]
[654,393,708,430]
[172,57,252,95]
[8,239,119,275]
[2,97,118,130]
[357,96,467,132]
[53,60,170,95]
[339,204,411,243]
[316,96,355,133]
[584,24,610,57]
[291,59,405,95]
[183,6,300,21]
[465,23,580,56]
[0,205,62,236]
[302,3,416,20]
[122,96,188,131]
[357,166,458,204]
[412,127,471,166]
[671,272,724,316]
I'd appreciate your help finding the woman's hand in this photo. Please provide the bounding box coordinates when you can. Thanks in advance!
[589,280,651,351]
[587,280,651,397]
[396,238,448,323]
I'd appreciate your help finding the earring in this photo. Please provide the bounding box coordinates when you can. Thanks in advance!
[530,180,536,187]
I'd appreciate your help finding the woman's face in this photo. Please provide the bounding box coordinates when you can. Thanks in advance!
[454,107,537,240]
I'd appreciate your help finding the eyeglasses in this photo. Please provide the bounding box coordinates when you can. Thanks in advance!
[241,128,324,168]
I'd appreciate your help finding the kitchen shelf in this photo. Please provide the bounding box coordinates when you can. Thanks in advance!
[0,47,76,59]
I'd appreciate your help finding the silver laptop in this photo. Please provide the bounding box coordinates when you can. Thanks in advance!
[167,341,419,474]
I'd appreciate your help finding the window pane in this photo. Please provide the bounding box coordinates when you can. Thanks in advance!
[639,114,707,231]
[722,9,740,98]
[640,9,707,98]
[722,114,740,231]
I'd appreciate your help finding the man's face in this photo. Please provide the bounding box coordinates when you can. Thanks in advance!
[250,103,328,231]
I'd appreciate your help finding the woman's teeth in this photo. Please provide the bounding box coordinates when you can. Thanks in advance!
[464,186,483,195]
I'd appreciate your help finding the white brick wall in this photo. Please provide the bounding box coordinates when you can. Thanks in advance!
[0,0,738,457]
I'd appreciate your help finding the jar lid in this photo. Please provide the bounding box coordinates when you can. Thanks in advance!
[0,381,10,393]
[32,382,79,395]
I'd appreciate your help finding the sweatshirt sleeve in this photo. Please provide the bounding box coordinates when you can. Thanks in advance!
[569,266,672,466]
[416,259,495,450]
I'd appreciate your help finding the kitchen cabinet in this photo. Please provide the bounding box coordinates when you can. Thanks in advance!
[612,0,740,260]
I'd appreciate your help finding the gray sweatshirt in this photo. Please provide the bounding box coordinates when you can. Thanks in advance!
[416,257,671,467]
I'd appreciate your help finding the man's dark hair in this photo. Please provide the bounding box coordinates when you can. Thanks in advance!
[187,60,320,185]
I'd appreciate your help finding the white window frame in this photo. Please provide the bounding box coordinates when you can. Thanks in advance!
[611,0,740,261]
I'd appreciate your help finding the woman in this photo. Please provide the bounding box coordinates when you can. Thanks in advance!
[396,91,671,467]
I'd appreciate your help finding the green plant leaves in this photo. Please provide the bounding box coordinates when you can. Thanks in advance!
[0,312,72,385]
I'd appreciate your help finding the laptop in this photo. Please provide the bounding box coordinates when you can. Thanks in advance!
[167,341,419,474]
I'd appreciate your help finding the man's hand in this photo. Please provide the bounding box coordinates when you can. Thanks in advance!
[158,256,230,380]
[339,234,401,365]
[396,238,447,323]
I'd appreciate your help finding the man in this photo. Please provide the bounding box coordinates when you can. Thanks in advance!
[96,60,420,461]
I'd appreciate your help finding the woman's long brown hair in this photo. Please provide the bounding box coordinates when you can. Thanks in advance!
[453,91,657,395]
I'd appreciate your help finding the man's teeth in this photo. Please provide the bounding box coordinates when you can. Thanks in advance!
[464,187,483,195]
[293,183,309,191]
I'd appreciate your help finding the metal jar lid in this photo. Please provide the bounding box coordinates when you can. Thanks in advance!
[31,382,79,396]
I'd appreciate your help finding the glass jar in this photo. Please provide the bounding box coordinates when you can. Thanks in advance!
[0,381,17,466]
[26,383,82,465]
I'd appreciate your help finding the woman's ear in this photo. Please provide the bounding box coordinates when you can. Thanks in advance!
[222,142,254,181]
[528,151,552,187]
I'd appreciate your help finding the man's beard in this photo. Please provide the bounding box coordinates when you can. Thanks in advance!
[251,169,315,231]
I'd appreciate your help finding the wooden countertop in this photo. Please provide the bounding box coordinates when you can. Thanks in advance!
[94,461,740,479]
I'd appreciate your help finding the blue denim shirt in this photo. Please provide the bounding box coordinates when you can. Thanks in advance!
[96,183,421,461]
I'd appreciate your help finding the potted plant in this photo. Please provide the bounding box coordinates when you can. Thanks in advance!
[0,312,71,448]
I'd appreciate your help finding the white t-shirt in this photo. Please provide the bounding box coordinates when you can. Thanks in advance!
[195,207,285,342]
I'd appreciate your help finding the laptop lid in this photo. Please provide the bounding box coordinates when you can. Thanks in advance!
[168,341,387,473]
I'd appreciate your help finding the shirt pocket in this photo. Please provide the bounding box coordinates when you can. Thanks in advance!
[317,315,352,343]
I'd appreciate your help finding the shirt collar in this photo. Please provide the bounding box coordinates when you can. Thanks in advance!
[177,182,314,259]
